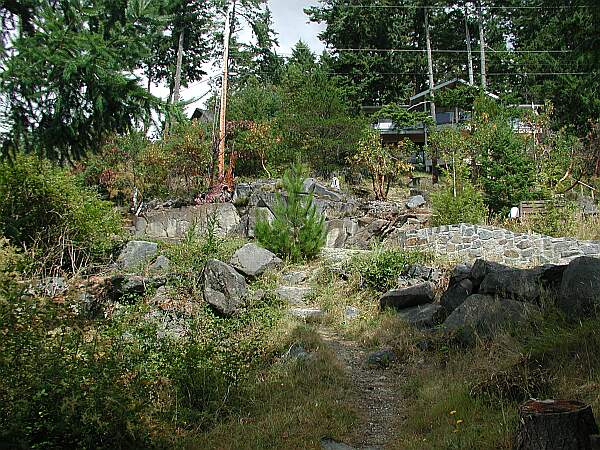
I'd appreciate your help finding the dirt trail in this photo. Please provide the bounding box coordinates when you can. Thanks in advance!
[317,327,404,450]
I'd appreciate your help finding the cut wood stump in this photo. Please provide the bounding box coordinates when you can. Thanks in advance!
[515,399,599,450]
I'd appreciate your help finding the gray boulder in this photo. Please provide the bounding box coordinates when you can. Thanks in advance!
[203,259,248,316]
[479,265,566,303]
[366,348,397,369]
[443,294,539,345]
[149,255,170,272]
[288,307,323,320]
[303,178,343,202]
[344,306,360,320]
[230,243,282,278]
[117,240,158,269]
[406,195,426,209]
[276,286,312,305]
[449,263,473,286]
[109,275,166,302]
[440,279,474,313]
[380,282,435,311]
[397,303,444,329]
[281,271,308,286]
[558,256,600,317]
[470,259,510,286]
[38,276,68,297]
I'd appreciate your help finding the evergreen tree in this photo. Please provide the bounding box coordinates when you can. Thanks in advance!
[255,162,326,262]
[0,0,162,161]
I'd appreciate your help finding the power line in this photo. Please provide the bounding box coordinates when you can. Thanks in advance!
[336,48,575,54]
[330,4,598,10]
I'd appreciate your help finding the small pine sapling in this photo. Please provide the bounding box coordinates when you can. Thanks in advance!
[255,162,326,262]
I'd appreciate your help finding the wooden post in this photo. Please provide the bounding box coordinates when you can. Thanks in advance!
[477,1,487,89]
[515,399,599,450]
[464,5,475,85]
[218,2,234,181]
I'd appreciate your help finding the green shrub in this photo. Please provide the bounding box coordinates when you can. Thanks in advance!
[431,182,488,226]
[0,287,282,448]
[255,162,326,262]
[0,155,123,273]
[0,237,23,298]
[84,121,212,204]
[349,248,432,291]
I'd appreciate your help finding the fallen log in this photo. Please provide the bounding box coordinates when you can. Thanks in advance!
[515,399,599,450]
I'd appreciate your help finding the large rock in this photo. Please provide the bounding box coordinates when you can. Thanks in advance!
[109,275,165,301]
[346,219,390,250]
[449,263,473,286]
[230,243,282,278]
[441,278,475,313]
[558,256,600,317]
[380,282,435,310]
[443,294,538,345]
[479,265,566,303]
[117,240,158,269]
[135,204,241,239]
[397,303,444,329]
[203,259,248,316]
[303,178,343,202]
[276,286,312,305]
[406,195,426,209]
[247,206,275,238]
[470,259,510,286]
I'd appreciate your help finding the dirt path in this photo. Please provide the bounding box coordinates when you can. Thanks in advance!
[317,327,404,449]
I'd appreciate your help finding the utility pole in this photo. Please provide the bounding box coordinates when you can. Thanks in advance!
[464,4,475,85]
[218,1,234,181]
[424,7,436,122]
[424,6,438,184]
[477,1,487,89]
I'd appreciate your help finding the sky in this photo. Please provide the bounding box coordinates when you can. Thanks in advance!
[170,0,326,113]
[268,0,325,56]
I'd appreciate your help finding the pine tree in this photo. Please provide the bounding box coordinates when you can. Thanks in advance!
[255,162,326,262]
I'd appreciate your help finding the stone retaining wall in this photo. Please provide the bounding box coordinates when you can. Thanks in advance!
[394,223,600,266]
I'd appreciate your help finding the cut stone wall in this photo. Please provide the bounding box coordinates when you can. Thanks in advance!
[393,223,600,266]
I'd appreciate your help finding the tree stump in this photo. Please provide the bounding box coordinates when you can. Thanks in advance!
[515,399,599,450]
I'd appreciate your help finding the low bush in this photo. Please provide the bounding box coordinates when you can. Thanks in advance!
[349,248,432,292]
[0,155,123,274]
[0,289,283,448]
[431,182,488,226]
[84,121,212,204]
[256,162,326,262]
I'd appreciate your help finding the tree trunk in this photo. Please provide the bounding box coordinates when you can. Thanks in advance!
[172,29,185,104]
[515,399,599,450]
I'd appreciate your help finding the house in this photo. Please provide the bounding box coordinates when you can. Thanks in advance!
[191,108,215,124]
[366,78,538,147]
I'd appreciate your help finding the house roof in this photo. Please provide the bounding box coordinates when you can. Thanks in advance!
[191,108,215,123]
[409,78,500,102]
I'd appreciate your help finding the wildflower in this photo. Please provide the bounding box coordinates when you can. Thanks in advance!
[450,410,457,415]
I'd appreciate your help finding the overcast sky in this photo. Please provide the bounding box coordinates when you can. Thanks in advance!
[268,0,325,56]
[171,0,326,113]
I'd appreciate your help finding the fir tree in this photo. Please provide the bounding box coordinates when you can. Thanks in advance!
[255,162,326,262]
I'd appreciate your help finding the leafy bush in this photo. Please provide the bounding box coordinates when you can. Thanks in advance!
[0,237,23,297]
[255,162,326,262]
[431,182,488,226]
[0,155,123,273]
[0,287,282,448]
[351,128,414,200]
[84,121,212,204]
[349,248,432,291]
